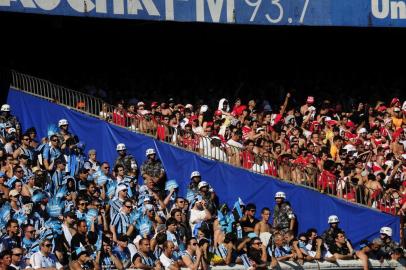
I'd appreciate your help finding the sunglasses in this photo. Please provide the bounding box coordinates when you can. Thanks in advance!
[192,243,198,246]
[27,230,36,234]
[102,167,110,169]
[79,202,87,206]
[253,242,262,245]
[44,244,53,247]
[16,170,23,173]
[12,253,23,256]
[51,139,58,142]
[22,138,31,141]
[125,205,133,209]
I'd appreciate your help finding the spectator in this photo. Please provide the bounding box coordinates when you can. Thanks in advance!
[131,238,160,270]
[0,219,20,252]
[240,203,258,237]
[159,241,180,270]
[329,232,355,260]
[110,199,135,242]
[272,233,296,262]
[71,219,97,251]
[181,237,206,270]
[30,239,63,270]
[254,207,273,246]
[189,197,211,235]
[113,234,132,268]
[70,247,96,270]
[9,247,24,270]
[96,236,123,270]
[0,250,12,270]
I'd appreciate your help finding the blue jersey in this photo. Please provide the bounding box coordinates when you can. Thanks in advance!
[112,246,131,268]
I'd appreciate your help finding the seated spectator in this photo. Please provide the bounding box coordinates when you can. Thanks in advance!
[159,241,180,270]
[0,219,21,252]
[181,237,207,270]
[329,232,355,260]
[247,237,271,270]
[96,236,123,270]
[272,233,296,262]
[0,250,12,270]
[132,238,161,270]
[356,239,385,270]
[70,247,96,270]
[390,248,406,267]
[215,233,241,265]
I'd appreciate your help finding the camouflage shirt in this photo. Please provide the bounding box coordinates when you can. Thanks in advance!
[321,227,345,248]
[273,202,295,232]
[141,159,165,179]
[380,238,399,259]
[115,154,138,174]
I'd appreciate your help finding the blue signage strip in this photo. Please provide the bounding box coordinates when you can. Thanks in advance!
[1,0,406,27]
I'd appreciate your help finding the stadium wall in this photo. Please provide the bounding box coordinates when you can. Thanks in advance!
[7,88,400,247]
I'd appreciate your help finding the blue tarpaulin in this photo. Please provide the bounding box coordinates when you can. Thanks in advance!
[7,89,400,246]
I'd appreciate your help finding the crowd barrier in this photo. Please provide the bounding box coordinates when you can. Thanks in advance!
[125,259,404,270]
[10,71,403,217]
[6,88,401,247]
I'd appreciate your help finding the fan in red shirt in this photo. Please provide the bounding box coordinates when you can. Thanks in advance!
[318,159,337,194]
[113,102,126,127]
[240,139,255,169]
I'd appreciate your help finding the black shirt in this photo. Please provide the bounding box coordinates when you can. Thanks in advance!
[240,217,259,237]
[329,243,351,256]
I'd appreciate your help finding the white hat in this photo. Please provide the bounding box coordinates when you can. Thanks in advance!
[116,184,128,194]
[380,227,392,237]
[116,143,126,151]
[7,128,16,134]
[9,189,20,197]
[185,104,193,109]
[357,128,367,134]
[256,127,265,133]
[343,144,356,152]
[137,101,145,106]
[328,215,339,224]
[198,181,209,189]
[275,191,286,199]
[190,171,201,179]
[143,196,151,202]
[401,154,406,160]
[1,104,10,112]
[394,107,401,112]
[145,148,156,156]
[325,116,332,121]
[200,105,208,114]
[58,119,69,127]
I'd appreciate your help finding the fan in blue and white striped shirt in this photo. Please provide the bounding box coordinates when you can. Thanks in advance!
[109,199,134,242]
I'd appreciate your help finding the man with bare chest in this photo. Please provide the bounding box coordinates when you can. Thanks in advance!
[254,207,274,246]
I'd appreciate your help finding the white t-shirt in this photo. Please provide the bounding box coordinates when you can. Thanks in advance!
[227,139,243,149]
[159,253,175,270]
[189,209,207,232]
[211,147,228,162]
[30,251,63,269]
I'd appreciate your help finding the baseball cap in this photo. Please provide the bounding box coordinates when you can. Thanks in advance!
[137,101,145,107]
[357,128,367,134]
[78,168,89,174]
[200,105,208,114]
[117,234,129,242]
[394,107,401,112]
[214,110,222,116]
[116,184,128,193]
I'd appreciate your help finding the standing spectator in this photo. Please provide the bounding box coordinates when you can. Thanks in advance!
[9,247,24,270]
[110,199,134,242]
[113,103,126,127]
[110,184,128,220]
[273,192,295,234]
[0,250,12,270]
[254,207,273,246]
[71,220,97,251]
[12,134,33,162]
[0,219,21,252]
[30,239,63,270]
[83,149,100,174]
[240,203,259,237]
[42,134,62,172]
[21,224,36,256]
[113,234,132,268]
[189,197,211,235]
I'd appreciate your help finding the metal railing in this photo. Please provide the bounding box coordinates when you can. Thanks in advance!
[10,70,403,216]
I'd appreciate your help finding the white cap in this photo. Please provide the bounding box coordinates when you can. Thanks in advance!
[343,144,356,152]
[190,171,201,179]
[185,104,193,109]
[328,215,339,224]
[58,119,69,127]
[357,128,367,134]
[143,196,151,202]
[116,184,128,194]
[275,191,286,199]
[146,148,156,156]
[137,101,145,106]
[198,181,209,189]
[200,105,208,114]
[116,143,126,151]
[394,107,401,112]
[256,127,265,133]
[1,104,10,112]
[325,116,332,121]
[380,227,392,237]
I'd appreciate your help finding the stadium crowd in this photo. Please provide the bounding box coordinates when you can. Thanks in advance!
[98,92,406,216]
[0,101,404,270]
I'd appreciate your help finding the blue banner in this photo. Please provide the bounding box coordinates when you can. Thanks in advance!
[7,89,400,246]
[1,0,406,27]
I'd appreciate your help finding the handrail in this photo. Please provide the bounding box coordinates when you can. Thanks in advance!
[9,70,402,216]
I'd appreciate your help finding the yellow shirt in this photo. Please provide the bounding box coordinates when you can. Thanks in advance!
[392,116,403,129]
